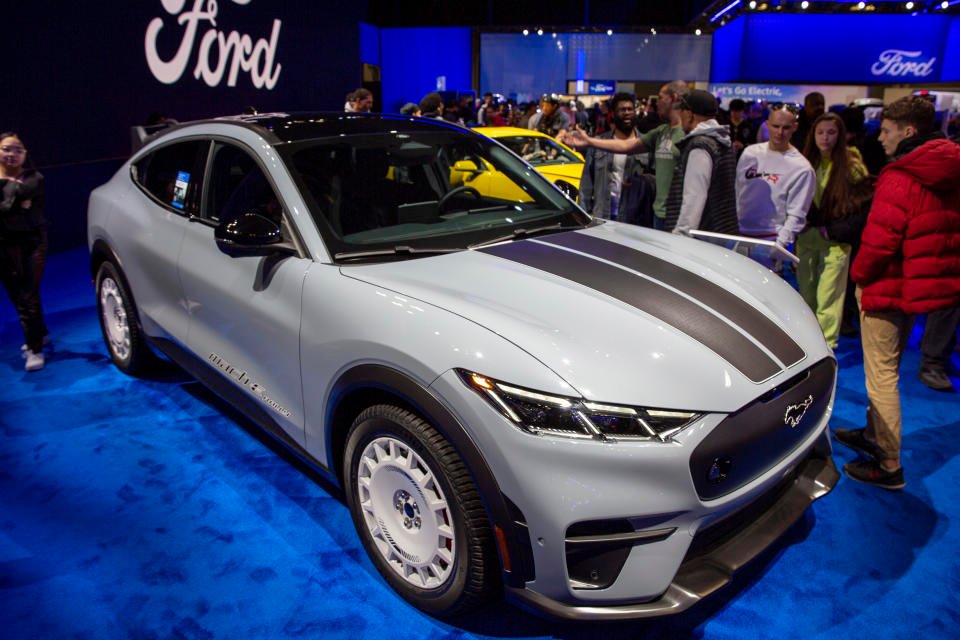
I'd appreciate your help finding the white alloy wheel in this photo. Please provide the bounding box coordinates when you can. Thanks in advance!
[99,276,131,363]
[357,435,456,588]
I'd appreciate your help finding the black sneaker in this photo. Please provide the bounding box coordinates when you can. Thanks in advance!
[843,460,905,490]
[833,428,880,459]
[918,367,954,392]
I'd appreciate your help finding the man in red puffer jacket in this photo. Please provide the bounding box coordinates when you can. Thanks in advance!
[834,96,960,490]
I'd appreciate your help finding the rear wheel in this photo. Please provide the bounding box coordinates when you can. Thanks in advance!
[96,261,157,375]
[344,404,496,616]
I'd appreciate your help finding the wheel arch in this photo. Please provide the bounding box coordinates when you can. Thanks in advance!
[89,238,119,280]
[325,363,532,588]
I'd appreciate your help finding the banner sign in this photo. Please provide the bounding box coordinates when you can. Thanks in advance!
[587,80,615,94]
[713,14,952,83]
[707,84,868,108]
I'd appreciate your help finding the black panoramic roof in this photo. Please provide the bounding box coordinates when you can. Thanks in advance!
[208,112,472,144]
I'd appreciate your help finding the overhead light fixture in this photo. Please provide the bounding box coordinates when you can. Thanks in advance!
[801,1,810,9]
[749,0,757,8]
[651,27,657,35]
[552,32,557,38]
[522,29,529,36]
[710,0,742,23]
[857,1,866,9]
[537,28,544,36]
[695,28,702,36]
[905,1,914,8]
[607,29,613,35]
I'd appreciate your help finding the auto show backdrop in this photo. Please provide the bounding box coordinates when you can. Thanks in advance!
[11,0,368,251]
[479,32,712,103]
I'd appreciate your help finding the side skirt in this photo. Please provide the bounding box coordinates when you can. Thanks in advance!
[149,337,338,486]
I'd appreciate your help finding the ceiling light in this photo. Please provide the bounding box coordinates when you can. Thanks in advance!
[607,29,613,35]
[749,0,757,8]
[857,1,866,8]
[695,28,702,36]
[552,32,557,38]
[905,1,913,8]
[801,1,810,8]
[710,0,742,23]
[941,0,949,8]
[522,29,529,36]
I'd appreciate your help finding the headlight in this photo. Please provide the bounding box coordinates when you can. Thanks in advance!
[457,369,700,442]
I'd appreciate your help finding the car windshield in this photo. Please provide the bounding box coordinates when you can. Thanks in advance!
[281,129,590,260]
[493,135,582,167]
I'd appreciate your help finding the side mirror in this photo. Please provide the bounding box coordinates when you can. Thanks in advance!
[452,159,484,178]
[215,211,283,257]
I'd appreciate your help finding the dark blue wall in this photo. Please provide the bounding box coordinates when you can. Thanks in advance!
[374,27,473,114]
[11,1,368,250]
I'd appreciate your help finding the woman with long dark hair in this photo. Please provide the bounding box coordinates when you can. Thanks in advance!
[0,132,49,371]
[796,112,873,349]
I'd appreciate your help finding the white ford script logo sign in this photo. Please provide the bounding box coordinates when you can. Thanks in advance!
[870,49,936,78]
[145,0,282,89]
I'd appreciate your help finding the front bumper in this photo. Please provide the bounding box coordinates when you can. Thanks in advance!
[505,448,839,621]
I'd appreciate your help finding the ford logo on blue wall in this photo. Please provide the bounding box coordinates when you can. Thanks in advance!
[870,49,937,79]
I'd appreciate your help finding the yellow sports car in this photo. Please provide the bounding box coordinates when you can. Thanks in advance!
[463,126,584,201]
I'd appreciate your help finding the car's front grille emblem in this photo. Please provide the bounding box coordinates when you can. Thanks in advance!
[784,395,814,428]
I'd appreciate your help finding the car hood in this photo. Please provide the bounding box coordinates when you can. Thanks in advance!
[341,224,829,412]
[532,162,583,185]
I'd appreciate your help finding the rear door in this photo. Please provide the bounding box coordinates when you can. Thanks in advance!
[125,139,209,340]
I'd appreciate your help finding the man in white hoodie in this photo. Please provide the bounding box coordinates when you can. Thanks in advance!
[736,103,815,271]
[664,90,739,236]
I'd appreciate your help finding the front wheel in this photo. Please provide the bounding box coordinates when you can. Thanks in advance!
[344,404,497,616]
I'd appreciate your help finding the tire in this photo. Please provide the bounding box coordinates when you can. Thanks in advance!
[344,404,497,616]
[95,261,157,376]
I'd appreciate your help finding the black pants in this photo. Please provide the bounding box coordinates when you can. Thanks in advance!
[920,306,960,372]
[0,228,48,352]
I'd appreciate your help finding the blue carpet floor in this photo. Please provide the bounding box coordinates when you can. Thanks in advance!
[1,248,958,639]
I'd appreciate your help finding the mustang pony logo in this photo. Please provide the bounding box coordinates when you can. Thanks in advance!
[784,395,814,428]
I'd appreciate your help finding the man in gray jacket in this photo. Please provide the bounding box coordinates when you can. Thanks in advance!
[665,90,739,236]
[578,93,648,223]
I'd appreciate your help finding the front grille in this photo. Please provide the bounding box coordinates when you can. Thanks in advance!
[685,463,799,560]
[689,358,836,501]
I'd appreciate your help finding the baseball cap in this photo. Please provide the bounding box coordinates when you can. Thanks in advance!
[679,90,719,117]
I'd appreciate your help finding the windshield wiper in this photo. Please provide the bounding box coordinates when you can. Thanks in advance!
[334,245,462,261]
[468,223,583,250]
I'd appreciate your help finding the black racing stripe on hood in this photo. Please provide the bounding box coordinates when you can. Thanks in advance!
[540,232,805,367]
[479,240,781,382]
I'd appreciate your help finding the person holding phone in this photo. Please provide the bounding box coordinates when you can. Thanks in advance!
[0,132,49,371]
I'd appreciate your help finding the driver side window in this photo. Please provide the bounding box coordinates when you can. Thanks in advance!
[204,142,283,226]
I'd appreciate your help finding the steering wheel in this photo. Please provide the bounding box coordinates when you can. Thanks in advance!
[438,186,482,212]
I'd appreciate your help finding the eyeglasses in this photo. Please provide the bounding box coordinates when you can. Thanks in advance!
[1,145,25,155]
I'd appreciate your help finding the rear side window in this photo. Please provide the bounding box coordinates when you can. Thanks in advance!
[132,140,209,215]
